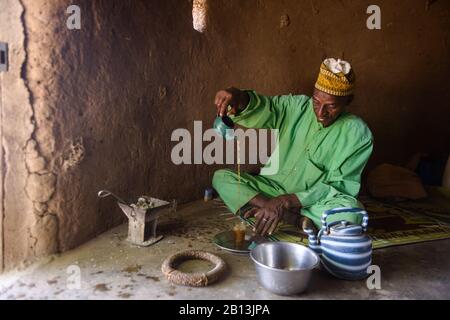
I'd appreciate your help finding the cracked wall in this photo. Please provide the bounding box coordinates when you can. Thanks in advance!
[1,0,449,271]
[1,0,213,271]
[0,0,39,271]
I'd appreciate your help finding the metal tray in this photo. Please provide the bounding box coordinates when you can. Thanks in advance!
[212,230,254,254]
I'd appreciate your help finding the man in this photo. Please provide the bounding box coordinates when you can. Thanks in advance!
[212,58,373,237]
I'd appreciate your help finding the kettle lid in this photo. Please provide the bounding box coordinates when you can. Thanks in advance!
[329,221,363,236]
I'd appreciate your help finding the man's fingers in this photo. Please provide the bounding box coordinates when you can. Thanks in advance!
[244,208,258,219]
[218,100,227,116]
[260,218,274,237]
[214,95,223,116]
[215,94,225,115]
[253,211,265,232]
[256,214,271,236]
[215,103,223,117]
[267,218,280,236]
[221,99,232,116]
[214,94,220,107]
[215,104,221,116]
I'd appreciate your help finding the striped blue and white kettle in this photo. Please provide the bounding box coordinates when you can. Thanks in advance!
[303,207,372,280]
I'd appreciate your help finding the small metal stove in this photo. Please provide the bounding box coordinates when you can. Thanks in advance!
[98,190,177,247]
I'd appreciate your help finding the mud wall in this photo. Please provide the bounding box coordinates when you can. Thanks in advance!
[205,0,450,167]
[1,0,209,270]
[0,0,37,272]
[1,0,449,270]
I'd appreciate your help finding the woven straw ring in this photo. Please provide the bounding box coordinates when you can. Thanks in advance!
[161,250,227,287]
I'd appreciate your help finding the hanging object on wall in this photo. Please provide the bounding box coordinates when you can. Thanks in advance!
[192,0,208,33]
[0,42,8,72]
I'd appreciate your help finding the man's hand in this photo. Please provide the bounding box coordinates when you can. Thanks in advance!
[214,87,250,117]
[244,194,301,237]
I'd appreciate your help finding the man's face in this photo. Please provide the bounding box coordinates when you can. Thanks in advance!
[312,89,352,127]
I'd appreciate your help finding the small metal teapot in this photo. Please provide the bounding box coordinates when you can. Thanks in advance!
[303,207,372,280]
[213,115,235,140]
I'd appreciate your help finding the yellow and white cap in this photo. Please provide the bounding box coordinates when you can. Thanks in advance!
[314,58,355,97]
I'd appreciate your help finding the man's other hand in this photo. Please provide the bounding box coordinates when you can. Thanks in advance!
[244,195,301,237]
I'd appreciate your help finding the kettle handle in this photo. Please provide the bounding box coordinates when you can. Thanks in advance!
[321,207,369,232]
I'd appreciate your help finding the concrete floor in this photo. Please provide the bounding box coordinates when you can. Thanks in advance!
[1,199,449,300]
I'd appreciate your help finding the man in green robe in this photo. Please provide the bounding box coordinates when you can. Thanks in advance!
[212,58,373,236]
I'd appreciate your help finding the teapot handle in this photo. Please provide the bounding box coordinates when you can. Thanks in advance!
[321,207,369,232]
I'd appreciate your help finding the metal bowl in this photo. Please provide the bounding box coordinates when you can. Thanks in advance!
[250,242,320,296]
